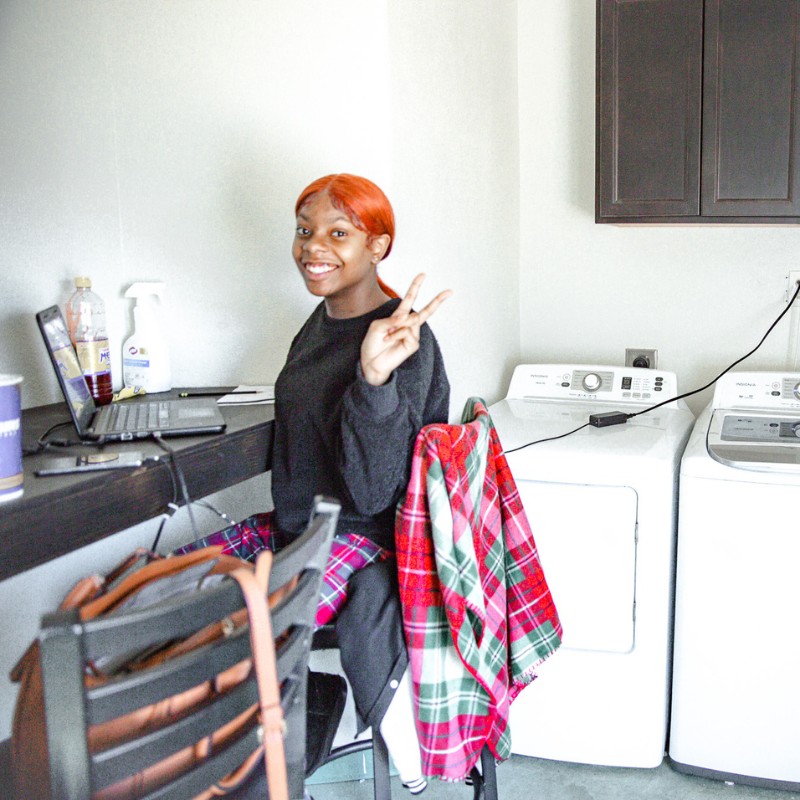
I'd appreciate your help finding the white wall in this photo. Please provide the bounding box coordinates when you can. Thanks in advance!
[518,2,800,417]
[0,0,518,416]
[0,0,519,739]
[387,1,521,409]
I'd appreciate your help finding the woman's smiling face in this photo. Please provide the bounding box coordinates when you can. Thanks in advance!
[293,191,389,317]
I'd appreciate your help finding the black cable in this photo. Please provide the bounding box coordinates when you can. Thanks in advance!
[151,435,198,547]
[36,421,72,449]
[194,500,234,525]
[503,279,800,452]
[149,454,180,553]
[23,421,66,454]
[628,278,800,419]
[503,421,591,454]
[147,446,233,553]
[28,421,85,453]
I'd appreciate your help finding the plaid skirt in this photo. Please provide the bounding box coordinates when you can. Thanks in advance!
[173,511,391,629]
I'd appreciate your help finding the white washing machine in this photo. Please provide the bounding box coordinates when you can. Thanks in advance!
[669,371,800,792]
[489,364,694,768]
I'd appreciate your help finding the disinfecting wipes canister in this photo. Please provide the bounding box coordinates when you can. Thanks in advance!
[0,375,23,503]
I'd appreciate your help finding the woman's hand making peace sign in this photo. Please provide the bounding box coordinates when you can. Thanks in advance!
[360,274,453,387]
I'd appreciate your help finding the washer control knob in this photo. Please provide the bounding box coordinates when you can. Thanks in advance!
[792,422,800,438]
[583,372,602,393]
[793,382,800,400]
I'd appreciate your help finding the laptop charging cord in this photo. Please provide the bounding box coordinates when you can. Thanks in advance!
[27,421,108,454]
[148,433,227,553]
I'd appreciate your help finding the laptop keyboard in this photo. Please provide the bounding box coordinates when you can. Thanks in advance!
[106,401,171,433]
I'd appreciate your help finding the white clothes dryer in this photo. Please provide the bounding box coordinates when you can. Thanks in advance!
[489,364,694,768]
[669,371,800,792]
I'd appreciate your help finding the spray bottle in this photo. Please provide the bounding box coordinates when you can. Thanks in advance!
[122,282,172,393]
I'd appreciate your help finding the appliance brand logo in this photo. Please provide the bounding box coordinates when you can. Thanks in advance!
[735,381,756,388]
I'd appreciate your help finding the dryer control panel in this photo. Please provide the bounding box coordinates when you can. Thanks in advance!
[712,371,800,411]
[506,364,679,404]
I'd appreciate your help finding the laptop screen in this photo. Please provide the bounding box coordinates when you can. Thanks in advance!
[36,305,97,435]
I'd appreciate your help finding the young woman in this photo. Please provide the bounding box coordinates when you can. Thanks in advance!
[177,174,451,793]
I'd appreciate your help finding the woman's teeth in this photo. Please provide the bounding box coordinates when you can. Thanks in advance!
[307,263,336,274]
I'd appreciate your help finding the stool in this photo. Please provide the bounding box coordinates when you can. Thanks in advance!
[309,625,498,800]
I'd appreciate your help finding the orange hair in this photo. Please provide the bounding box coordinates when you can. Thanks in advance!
[295,174,398,298]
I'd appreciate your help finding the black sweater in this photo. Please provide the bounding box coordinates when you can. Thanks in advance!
[271,299,450,548]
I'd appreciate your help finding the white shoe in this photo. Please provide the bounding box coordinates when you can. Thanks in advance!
[402,777,428,795]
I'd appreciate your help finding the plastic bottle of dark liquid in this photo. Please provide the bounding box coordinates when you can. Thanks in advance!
[66,277,114,406]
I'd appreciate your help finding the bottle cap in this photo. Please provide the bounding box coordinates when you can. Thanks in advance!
[74,276,92,288]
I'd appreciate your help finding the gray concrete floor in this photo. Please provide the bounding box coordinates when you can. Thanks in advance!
[304,655,798,799]
[307,754,800,800]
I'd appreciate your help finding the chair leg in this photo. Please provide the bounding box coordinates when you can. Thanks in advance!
[478,745,498,800]
[372,727,392,800]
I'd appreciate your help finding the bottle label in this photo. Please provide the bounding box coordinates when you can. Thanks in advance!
[123,348,150,386]
[75,339,111,377]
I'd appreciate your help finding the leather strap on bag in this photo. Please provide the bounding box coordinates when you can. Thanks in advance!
[229,551,289,800]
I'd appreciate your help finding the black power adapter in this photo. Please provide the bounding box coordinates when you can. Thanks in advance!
[589,411,629,428]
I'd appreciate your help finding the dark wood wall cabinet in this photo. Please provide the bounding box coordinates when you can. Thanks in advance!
[596,0,800,223]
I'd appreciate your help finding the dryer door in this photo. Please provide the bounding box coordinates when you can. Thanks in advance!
[516,480,638,653]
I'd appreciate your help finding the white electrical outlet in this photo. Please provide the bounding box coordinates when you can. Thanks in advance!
[625,348,658,369]
[786,271,800,302]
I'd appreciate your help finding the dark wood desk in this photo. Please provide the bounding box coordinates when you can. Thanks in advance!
[0,396,274,581]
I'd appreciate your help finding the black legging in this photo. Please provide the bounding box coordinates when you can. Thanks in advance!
[335,559,408,734]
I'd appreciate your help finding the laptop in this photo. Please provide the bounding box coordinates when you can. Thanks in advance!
[36,305,227,441]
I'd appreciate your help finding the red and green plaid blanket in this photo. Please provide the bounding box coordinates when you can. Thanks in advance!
[395,397,562,780]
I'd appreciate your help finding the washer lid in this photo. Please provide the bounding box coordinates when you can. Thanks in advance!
[707,410,800,470]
